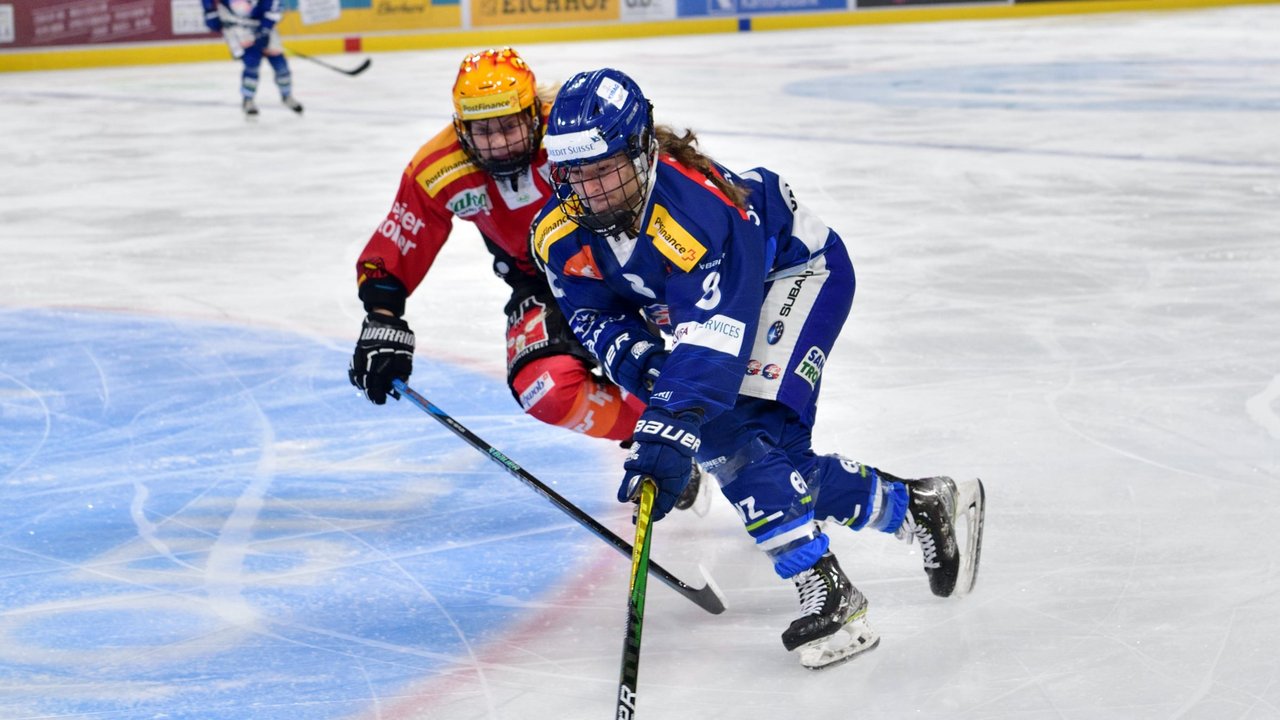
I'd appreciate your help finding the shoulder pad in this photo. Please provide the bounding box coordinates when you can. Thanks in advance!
[532,205,577,264]
[646,203,707,272]
[415,148,482,199]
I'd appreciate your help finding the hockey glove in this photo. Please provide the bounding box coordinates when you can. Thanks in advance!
[604,332,667,402]
[349,313,415,405]
[620,408,701,522]
[203,10,222,32]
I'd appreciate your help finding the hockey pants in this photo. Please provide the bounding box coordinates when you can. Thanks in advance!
[699,398,908,579]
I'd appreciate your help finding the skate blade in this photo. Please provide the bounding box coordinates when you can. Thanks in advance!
[951,477,986,597]
[796,616,881,670]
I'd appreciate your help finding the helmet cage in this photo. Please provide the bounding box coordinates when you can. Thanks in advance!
[550,137,656,237]
[453,105,542,178]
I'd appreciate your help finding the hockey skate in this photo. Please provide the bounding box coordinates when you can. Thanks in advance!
[896,476,986,598]
[242,97,259,117]
[674,461,711,517]
[282,95,304,114]
[781,553,880,670]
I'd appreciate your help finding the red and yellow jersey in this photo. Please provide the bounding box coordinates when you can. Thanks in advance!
[356,121,555,302]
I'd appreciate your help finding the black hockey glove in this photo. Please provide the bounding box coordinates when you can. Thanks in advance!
[349,313,414,405]
[620,409,702,522]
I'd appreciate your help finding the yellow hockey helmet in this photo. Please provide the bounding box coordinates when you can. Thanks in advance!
[452,47,538,121]
[451,48,542,176]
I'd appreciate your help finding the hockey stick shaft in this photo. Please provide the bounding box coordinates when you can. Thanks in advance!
[391,379,725,615]
[285,46,371,76]
[616,479,655,718]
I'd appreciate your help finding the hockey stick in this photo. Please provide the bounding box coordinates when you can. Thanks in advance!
[391,379,726,615]
[285,46,371,76]
[616,479,655,718]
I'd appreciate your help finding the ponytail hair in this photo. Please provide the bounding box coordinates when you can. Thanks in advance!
[654,125,749,209]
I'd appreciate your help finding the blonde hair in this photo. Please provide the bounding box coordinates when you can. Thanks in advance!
[536,83,559,107]
[655,125,749,209]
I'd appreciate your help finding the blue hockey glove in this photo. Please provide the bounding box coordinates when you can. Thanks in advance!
[349,313,415,405]
[604,332,667,402]
[620,408,701,522]
[203,10,222,32]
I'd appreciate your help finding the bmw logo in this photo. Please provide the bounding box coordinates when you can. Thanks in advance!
[767,320,784,345]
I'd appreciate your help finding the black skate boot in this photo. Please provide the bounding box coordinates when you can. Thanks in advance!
[242,97,259,117]
[896,476,986,598]
[282,95,304,114]
[781,552,879,669]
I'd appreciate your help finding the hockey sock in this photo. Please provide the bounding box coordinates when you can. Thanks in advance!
[867,477,909,533]
[766,525,830,579]
[267,54,292,97]
[240,47,263,99]
[807,456,908,533]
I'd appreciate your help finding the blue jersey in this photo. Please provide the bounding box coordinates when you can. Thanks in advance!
[532,156,839,422]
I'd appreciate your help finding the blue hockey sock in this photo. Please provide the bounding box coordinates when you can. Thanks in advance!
[809,456,909,533]
[240,70,259,99]
[870,480,909,533]
[763,524,829,579]
[267,54,292,97]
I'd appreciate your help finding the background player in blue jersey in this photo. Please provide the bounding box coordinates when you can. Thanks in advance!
[530,68,986,668]
[202,0,303,116]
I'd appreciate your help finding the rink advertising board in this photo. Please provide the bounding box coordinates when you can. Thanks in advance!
[283,0,461,34]
[5,0,1278,70]
[0,0,461,50]
[619,0,677,20]
[676,0,846,15]
[856,0,981,6]
[469,0,618,26]
[0,0,211,48]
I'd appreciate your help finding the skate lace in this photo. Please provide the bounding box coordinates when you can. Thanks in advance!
[794,569,829,617]
[897,513,940,569]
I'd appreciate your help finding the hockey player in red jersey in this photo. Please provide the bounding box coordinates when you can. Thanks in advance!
[349,48,654,447]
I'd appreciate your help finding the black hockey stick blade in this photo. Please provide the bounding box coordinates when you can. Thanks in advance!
[285,46,371,76]
[616,479,655,718]
[392,379,727,615]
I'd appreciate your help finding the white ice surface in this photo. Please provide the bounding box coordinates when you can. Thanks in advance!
[3,6,1280,719]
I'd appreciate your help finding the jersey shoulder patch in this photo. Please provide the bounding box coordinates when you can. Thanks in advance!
[532,205,578,264]
[646,203,707,272]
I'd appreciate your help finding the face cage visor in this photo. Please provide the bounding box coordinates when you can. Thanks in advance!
[455,108,540,178]
[551,145,655,238]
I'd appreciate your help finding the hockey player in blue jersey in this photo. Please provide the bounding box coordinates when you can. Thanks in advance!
[530,68,986,668]
[202,0,303,116]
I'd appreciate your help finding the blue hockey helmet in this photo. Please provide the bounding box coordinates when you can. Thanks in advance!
[544,68,656,237]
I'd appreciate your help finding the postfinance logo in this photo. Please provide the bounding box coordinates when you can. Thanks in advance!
[533,206,577,263]
[458,90,521,120]
[646,204,706,272]
[418,150,478,198]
